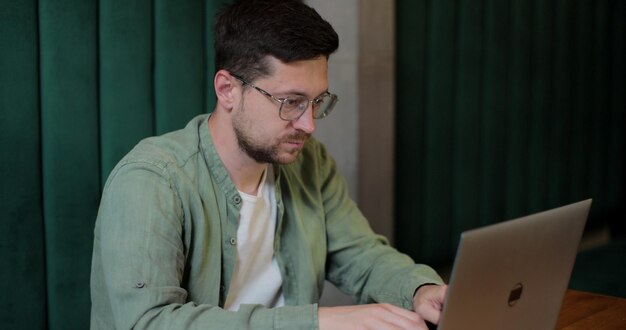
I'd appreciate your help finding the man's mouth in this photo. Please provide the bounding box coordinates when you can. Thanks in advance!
[283,132,310,148]
[286,140,305,148]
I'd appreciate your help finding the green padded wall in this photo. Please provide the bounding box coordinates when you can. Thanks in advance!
[0,1,230,328]
[396,0,626,265]
[99,0,156,184]
[0,0,47,329]
[39,1,100,329]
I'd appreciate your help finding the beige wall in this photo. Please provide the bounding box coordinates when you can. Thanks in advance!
[307,0,359,199]
[306,0,395,306]
[307,0,395,241]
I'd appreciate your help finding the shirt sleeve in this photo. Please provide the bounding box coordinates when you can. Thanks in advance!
[313,142,444,310]
[91,160,318,330]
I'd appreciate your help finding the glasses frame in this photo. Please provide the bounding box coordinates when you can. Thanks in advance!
[231,73,337,121]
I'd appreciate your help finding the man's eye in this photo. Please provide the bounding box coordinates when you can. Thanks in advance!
[284,98,300,106]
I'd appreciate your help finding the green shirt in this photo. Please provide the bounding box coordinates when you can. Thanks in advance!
[90,114,443,329]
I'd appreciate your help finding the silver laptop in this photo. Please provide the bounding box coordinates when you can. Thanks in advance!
[436,199,592,330]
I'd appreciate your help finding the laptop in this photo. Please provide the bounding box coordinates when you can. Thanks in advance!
[435,199,592,330]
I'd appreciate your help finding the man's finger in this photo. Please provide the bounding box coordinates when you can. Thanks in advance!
[414,285,448,324]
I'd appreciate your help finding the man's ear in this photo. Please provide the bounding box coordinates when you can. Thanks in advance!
[214,70,238,112]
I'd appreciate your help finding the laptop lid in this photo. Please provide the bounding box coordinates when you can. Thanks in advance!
[437,199,592,330]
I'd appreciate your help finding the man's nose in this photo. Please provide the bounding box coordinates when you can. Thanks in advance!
[292,103,316,134]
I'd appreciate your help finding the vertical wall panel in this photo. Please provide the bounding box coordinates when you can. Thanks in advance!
[528,0,554,214]
[589,1,610,224]
[357,0,396,241]
[607,0,626,234]
[39,0,100,329]
[99,0,154,181]
[452,0,483,250]
[569,0,593,205]
[422,0,457,262]
[549,0,575,206]
[0,0,47,328]
[395,0,428,259]
[480,0,510,225]
[505,0,531,219]
[154,0,206,134]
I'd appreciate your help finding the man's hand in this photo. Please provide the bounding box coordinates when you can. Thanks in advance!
[318,303,431,330]
[412,284,448,326]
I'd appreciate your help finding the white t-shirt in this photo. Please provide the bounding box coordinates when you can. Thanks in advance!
[223,166,285,311]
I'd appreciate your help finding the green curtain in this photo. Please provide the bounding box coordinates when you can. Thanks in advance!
[396,0,626,265]
[0,1,47,329]
[0,0,230,328]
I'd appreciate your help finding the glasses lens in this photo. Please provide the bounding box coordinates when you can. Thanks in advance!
[279,94,338,120]
[313,94,338,119]
[279,96,309,120]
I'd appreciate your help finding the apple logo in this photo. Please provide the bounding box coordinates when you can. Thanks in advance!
[508,283,524,307]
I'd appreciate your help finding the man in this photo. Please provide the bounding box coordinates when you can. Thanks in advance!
[90,0,447,329]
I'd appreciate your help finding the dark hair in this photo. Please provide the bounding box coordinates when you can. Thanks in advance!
[214,0,339,82]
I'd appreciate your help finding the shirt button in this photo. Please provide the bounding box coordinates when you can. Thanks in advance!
[233,195,241,204]
[229,237,237,245]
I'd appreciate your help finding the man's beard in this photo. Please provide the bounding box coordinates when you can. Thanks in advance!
[232,102,310,164]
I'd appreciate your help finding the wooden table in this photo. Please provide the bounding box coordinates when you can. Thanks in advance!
[556,290,626,329]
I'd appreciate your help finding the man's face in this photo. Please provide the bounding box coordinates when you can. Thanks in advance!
[232,56,329,165]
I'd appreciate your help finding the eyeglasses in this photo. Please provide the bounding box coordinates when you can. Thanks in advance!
[231,73,338,121]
